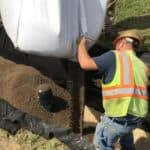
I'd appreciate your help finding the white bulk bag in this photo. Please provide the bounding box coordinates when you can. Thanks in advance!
[0,0,107,58]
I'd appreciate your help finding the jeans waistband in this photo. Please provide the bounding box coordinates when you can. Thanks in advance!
[108,117,142,127]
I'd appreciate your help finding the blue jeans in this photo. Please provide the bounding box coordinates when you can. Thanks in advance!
[94,115,141,150]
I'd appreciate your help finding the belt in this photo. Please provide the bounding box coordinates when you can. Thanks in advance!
[108,117,139,126]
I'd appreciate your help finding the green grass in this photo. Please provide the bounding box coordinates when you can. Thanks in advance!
[114,0,150,23]
[114,0,150,51]
[99,0,150,51]
[0,129,70,150]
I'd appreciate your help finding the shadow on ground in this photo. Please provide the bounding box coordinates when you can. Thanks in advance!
[134,129,150,150]
[51,96,68,112]
[114,15,150,30]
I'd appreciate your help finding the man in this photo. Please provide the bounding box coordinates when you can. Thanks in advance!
[78,30,149,150]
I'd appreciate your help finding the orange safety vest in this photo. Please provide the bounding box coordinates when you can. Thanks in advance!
[102,50,148,117]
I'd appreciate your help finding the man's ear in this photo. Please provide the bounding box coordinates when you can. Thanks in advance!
[119,42,125,49]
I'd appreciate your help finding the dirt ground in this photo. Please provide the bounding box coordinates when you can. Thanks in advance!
[0,51,72,128]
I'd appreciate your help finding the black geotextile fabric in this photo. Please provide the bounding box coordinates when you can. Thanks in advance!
[0,99,96,150]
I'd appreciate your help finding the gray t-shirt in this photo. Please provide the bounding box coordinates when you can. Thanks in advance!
[93,51,116,83]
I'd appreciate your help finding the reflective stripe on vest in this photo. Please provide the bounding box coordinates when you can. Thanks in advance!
[103,51,148,100]
[103,87,147,100]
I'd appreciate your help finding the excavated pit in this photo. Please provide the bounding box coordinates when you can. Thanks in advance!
[0,27,75,130]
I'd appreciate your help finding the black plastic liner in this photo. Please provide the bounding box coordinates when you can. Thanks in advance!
[0,99,96,150]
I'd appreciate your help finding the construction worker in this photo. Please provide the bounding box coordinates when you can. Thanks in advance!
[78,30,149,150]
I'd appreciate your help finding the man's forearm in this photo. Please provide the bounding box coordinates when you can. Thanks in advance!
[78,38,97,70]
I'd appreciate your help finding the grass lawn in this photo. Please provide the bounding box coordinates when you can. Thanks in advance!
[100,0,150,51]
[114,0,150,51]
[114,0,150,22]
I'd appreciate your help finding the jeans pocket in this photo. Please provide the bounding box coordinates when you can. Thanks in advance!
[94,123,105,147]
[103,123,120,147]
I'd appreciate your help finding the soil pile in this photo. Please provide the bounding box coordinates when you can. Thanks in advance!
[0,53,71,128]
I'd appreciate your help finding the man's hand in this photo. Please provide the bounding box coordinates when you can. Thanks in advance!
[77,36,86,46]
